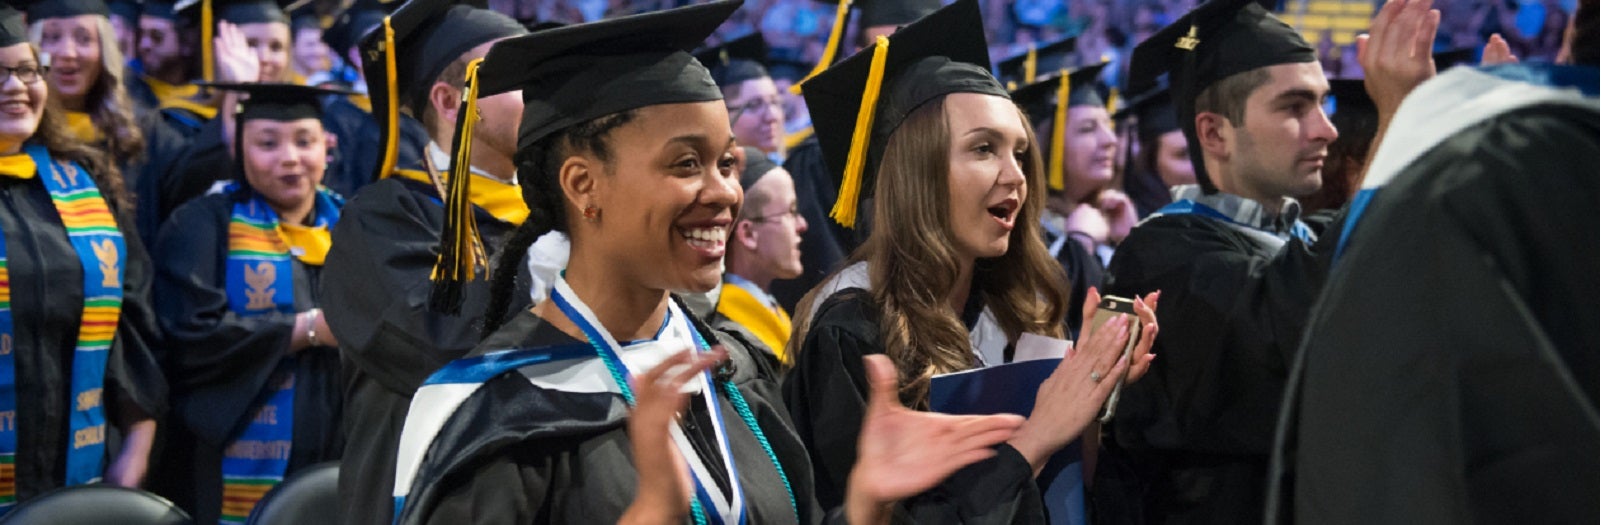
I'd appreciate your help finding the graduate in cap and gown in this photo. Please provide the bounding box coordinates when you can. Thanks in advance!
[1264,0,1600,521]
[306,0,397,198]
[388,2,1029,523]
[696,33,789,163]
[1010,62,1130,336]
[782,1,1159,522]
[316,1,535,523]
[151,82,348,525]
[1113,87,1193,218]
[127,0,212,127]
[709,146,804,365]
[1100,0,1347,521]
[770,0,942,313]
[0,3,167,511]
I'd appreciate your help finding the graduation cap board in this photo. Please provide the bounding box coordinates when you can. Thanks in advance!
[23,0,111,19]
[1128,0,1315,192]
[803,0,1005,228]
[321,0,398,55]
[1010,62,1110,192]
[1113,86,1180,143]
[694,32,771,87]
[357,0,523,184]
[142,0,178,19]
[425,0,738,313]
[107,0,138,20]
[790,0,944,95]
[206,81,347,121]
[997,37,1077,89]
[0,2,21,47]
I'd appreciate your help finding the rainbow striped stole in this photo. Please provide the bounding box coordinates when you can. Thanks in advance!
[219,185,340,524]
[0,145,125,515]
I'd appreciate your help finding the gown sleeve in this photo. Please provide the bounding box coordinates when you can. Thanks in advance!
[151,195,293,445]
[103,202,170,424]
[783,290,1045,524]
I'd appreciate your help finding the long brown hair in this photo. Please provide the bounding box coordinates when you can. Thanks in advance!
[29,17,146,164]
[794,95,1070,407]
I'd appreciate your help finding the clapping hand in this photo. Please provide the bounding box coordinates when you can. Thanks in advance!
[619,347,726,525]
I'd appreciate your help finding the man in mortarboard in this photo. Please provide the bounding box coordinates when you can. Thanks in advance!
[314,1,531,523]
[289,5,330,85]
[770,0,942,312]
[1010,62,1127,337]
[697,33,789,161]
[713,146,806,365]
[1264,0,1599,521]
[308,0,398,198]
[1099,0,1346,521]
[133,0,211,129]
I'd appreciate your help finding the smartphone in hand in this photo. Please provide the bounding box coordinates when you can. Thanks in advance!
[1090,296,1142,423]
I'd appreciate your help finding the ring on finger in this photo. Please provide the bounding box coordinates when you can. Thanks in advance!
[1090,370,1104,382]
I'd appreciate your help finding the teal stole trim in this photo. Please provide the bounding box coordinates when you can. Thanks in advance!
[218,184,341,524]
[0,145,126,514]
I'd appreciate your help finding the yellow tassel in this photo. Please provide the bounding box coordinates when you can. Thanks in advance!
[201,0,214,82]
[1049,69,1069,192]
[790,0,853,95]
[428,58,488,313]
[829,35,888,229]
[377,17,399,180]
[1106,87,1120,114]
[1023,43,1038,84]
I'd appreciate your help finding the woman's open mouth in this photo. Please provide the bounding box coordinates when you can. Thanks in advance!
[987,197,1019,230]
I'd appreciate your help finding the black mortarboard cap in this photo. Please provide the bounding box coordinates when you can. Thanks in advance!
[142,0,177,20]
[804,0,1004,227]
[321,0,396,55]
[1113,87,1180,143]
[740,146,778,190]
[205,81,347,121]
[694,32,772,87]
[1128,0,1314,192]
[107,0,139,20]
[1011,62,1110,192]
[358,0,524,183]
[24,0,111,19]
[0,3,22,47]
[997,37,1077,88]
[426,0,739,313]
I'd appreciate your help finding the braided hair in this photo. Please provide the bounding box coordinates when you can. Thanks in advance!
[482,110,638,336]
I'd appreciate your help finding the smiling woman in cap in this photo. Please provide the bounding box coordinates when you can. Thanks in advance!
[0,2,165,512]
[781,0,1157,521]
[151,82,348,525]
[388,2,1027,524]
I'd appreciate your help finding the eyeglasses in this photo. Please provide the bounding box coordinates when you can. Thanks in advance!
[727,97,782,122]
[745,207,802,224]
[0,64,48,84]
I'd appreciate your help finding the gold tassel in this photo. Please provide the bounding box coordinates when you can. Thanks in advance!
[1106,87,1120,114]
[377,17,399,180]
[790,0,853,95]
[428,58,488,313]
[829,35,889,229]
[201,0,214,81]
[1023,43,1038,84]
[1049,69,1069,192]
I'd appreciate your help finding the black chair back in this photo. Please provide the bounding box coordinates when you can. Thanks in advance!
[245,462,340,525]
[0,485,191,525]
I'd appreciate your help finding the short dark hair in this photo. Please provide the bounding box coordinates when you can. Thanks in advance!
[1195,67,1272,125]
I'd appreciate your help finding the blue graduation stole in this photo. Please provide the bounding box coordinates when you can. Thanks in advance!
[1154,199,1314,244]
[218,184,341,523]
[0,145,126,513]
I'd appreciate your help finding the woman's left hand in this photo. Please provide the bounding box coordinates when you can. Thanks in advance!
[844,355,1026,525]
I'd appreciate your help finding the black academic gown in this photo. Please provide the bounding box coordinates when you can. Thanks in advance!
[784,289,1048,524]
[157,118,229,225]
[1099,208,1336,524]
[317,97,380,199]
[128,110,190,244]
[769,137,858,312]
[1048,231,1105,338]
[151,193,344,524]
[321,174,530,525]
[1272,104,1598,524]
[397,306,842,525]
[0,167,167,503]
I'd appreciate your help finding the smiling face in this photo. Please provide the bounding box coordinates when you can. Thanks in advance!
[240,118,327,213]
[944,92,1029,261]
[237,22,291,82]
[576,101,741,293]
[726,76,783,154]
[0,44,48,154]
[36,16,104,107]
[1061,105,1117,200]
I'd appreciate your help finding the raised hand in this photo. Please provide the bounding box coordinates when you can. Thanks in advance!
[213,21,261,83]
[845,355,1027,525]
[1356,0,1442,120]
[618,347,726,525]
